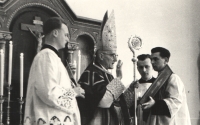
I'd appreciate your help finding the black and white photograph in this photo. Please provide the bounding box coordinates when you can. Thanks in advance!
[0,0,199,125]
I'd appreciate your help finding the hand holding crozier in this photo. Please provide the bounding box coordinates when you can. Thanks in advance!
[116,60,123,79]
[129,80,140,89]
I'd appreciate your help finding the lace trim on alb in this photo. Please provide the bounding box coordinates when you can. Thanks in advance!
[57,88,75,109]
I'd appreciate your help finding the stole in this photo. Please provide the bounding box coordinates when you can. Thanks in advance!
[139,65,173,104]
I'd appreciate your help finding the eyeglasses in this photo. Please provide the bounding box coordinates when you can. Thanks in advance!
[102,53,118,59]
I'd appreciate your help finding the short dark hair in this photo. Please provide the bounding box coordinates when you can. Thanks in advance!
[151,47,170,59]
[137,54,151,61]
[43,17,66,35]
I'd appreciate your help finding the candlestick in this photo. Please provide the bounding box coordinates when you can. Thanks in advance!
[8,41,13,86]
[20,53,24,98]
[0,50,4,96]
[7,86,11,125]
[0,96,4,125]
[77,50,81,80]
[18,98,24,125]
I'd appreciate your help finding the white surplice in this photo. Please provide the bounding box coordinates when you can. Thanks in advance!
[24,49,80,125]
[146,74,191,125]
[136,83,152,125]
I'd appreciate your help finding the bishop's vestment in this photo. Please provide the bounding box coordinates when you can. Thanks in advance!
[78,61,135,125]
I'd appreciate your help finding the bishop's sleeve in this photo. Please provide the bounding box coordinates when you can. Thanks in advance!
[99,78,126,108]
[95,77,125,108]
[33,52,75,114]
[106,78,126,100]
[123,87,135,108]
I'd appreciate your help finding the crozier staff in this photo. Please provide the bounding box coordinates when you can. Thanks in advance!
[128,35,142,125]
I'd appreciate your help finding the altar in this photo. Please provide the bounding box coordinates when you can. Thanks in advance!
[0,0,101,124]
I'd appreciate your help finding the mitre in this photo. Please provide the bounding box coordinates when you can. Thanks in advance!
[96,10,117,52]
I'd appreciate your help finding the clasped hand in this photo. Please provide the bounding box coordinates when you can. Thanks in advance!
[129,80,139,89]
[73,86,85,98]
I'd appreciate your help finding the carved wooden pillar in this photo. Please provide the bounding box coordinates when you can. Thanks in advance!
[66,42,78,75]
[0,31,11,51]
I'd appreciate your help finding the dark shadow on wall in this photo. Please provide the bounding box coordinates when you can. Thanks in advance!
[197,38,200,125]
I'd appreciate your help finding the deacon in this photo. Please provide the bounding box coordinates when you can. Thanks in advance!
[24,17,85,125]
[141,47,191,125]
[78,11,137,125]
[129,54,156,125]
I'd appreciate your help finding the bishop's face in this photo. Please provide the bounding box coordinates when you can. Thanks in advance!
[100,50,118,69]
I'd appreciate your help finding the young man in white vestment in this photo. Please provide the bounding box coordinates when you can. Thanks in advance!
[24,17,85,125]
[141,47,191,125]
[129,54,156,125]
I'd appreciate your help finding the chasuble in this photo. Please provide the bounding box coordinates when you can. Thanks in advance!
[78,61,135,125]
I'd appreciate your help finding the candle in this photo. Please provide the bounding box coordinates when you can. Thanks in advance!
[20,53,24,98]
[77,50,81,79]
[8,41,13,86]
[0,50,4,96]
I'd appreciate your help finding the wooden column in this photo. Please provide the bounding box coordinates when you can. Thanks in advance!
[66,42,78,75]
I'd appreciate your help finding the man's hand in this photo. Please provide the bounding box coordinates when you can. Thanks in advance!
[116,60,123,79]
[129,80,139,89]
[142,96,155,110]
[73,86,85,98]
